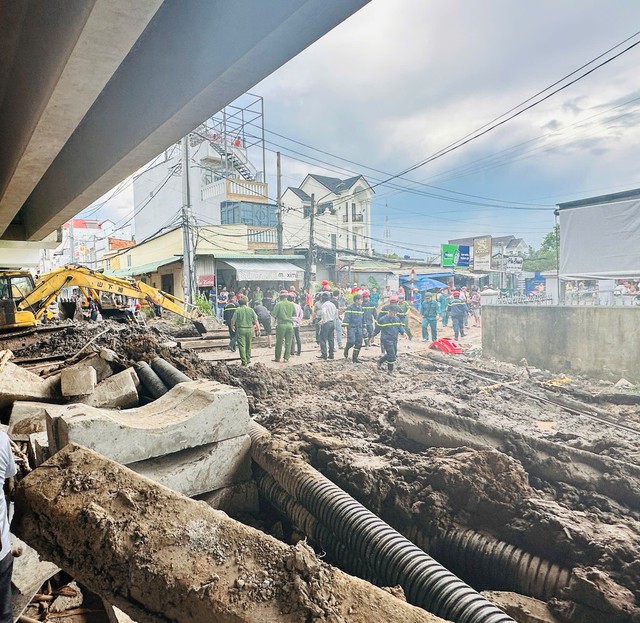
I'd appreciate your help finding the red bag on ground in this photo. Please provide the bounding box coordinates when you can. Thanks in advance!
[429,338,463,354]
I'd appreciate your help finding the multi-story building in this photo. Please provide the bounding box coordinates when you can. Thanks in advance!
[281,174,373,255]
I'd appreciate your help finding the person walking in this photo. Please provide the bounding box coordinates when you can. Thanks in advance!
[89,297,99,321]
[370,286,380,308]
[231,297,260,366]
[331,289,343,349]
[0,429,17,623]
[412,288,422,311]
[381,284,393,306]
[342,292,365,363]
[373,305,406,373]
[396,290,413,340]
[262,289,274,312]
[289,292,303,356]
[459,286,469,329]
[252,286,263,306]
[438,288,450,327]
[361,290,378,347]
[420,293,439,342]
[217,286,228,318]
[469,287,481,327]
[448,291,468,341]
[271,289,295,362]
[223,294,238,352]
[317,292,338,360]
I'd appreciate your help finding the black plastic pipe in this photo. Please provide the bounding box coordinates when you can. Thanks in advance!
[249,422,516,623]
[134,361,169,398]
[255,468,379,584]
[404,526,571,601]
[150,357,192,388]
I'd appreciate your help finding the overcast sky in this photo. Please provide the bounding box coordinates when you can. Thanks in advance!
[85,0,640,258]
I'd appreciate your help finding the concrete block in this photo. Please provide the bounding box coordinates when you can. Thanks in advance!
[61,366,97,397]
[0,362,60,409]
[82,368,139,409]
[51,380,249,464]
[27,432,50,467]
[127,434,251,498]
[195,480,259,514]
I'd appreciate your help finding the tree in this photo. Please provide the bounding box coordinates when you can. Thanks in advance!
[523,224,559,272]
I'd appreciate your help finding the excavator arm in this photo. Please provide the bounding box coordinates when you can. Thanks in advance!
[16,266,206,332]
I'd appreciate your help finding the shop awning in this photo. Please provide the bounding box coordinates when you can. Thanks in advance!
[106,257,179,278]
[222,259,304,282]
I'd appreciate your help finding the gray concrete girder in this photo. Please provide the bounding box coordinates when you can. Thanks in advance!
[4,0,369,241]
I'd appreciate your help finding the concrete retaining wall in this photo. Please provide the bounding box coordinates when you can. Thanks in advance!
[482,306,640,383]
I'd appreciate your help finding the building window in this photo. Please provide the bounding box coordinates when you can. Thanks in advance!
[126,256,132,267]
[352,203,357,220]
[106,259,111,270]
[352,235,357,251]
[330,234,337,249]
[303,203,311,218]
[345,204,349,221]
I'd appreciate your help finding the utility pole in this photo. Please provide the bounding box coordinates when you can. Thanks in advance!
[303,193,315,294]
[276,151,283,254]
[181,135,196,304]
[69,219,75,265]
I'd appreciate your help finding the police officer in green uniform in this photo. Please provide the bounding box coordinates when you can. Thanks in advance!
[231,297,260,366]
[271,289,296,362]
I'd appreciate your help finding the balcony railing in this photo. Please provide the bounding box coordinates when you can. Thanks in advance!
[201,179,268,201]
[352,213,364,222]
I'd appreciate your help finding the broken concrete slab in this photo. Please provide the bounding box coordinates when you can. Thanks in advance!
[0,362,60,409]
[27,431,50,467]
[195,480,259,515]
[9,401,68,437]
[61,366,97,397]
[50,380,249,464]
[81,368,139,409]
[127,434,251,498]
[14,444,446,623]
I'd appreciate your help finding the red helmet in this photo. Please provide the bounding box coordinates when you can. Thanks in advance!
[321,280,329,286]
[361,290,370,297]
[390,294,399,303]
[452,291,461,298]
[279,289,289,296]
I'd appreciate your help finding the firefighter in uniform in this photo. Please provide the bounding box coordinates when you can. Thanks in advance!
[342,292,365,363]
[361,290,378,347]
[448,290,468,341]
[373,305,406,373]
[396,290,413,340]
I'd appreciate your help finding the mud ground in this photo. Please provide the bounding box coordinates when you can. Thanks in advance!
[8,318,640,622]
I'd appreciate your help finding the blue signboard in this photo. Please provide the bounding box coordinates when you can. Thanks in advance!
[457,245,470,267]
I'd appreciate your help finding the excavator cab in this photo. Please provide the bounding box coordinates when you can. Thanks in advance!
[0,272,39,330]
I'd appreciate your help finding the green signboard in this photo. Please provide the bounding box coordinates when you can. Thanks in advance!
[441,244,470,267]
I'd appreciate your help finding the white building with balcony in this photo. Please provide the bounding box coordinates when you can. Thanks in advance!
[133,132,269,243]
[281,174,373,255]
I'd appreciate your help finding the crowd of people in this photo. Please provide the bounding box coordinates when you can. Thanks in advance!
[218,281,483,369]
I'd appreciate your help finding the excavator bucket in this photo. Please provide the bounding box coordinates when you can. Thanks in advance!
[192,320,207,335]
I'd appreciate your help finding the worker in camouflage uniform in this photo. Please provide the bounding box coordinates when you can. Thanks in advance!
[373,305,406,373]
[271,289,296,362]
[361,290,378,347]
[396,290,412,340]
[231,297,260,366]
[342,292,365,363]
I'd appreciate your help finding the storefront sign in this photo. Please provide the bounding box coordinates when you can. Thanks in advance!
[441,244,470,267]
[473,236,492,271]
[506,257,524,273]
[198,275,215,287]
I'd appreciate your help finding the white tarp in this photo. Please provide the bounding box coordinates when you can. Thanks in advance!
[223,259,304,282]
[559,198,640,279]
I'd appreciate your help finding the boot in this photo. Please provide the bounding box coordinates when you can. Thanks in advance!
[377,357,384,369]
[352,349,362,363]
[387,362,394,374]
[344,345,350,359]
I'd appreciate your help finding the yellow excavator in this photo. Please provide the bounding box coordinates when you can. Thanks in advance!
[0,265,207,334]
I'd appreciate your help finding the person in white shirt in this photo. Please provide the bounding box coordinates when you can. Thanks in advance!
[289,293,303,356]
[0,431,16,623]
[317,293,338,360]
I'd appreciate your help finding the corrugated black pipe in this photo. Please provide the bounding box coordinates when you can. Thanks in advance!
[150,357,192,388]
[255,467,379,584]
[249,422,516,623]
[134,361,169,398]
[404,526,571,601]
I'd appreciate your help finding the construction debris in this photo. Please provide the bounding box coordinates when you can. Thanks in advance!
[14,444,447,623]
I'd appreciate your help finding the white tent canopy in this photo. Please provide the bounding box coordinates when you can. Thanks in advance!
[558,189,640,280]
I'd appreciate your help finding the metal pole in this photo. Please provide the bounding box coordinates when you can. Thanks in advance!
[554,210,560,305]
[69,219,75,265]
[304,194,315,294]
[276,151,283,254]
[181,135,195,304]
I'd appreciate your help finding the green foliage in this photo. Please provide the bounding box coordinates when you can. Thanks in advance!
[523,224,560,272]
[367,276,380,291]
[195,294,214,316]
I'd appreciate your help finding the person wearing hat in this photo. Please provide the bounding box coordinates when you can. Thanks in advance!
[379,293,399,354]
[448,291,468,341]
[342,292,365,363]
[223,293,238,352]
[412,287,422,311]
[438,288,451,327]
[373,304,406,373]
[420,293,439,343]
[396,290,413,340]
[317,292,338,360]
[361,290,378,348]
[271,289,296,362]
[231,297,260,366]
